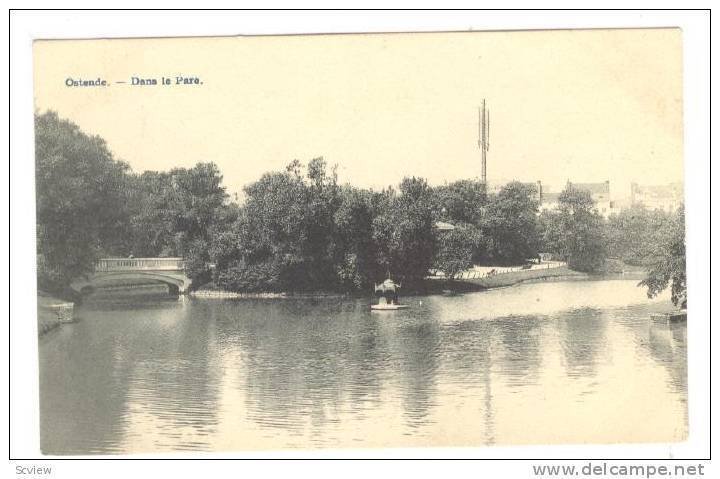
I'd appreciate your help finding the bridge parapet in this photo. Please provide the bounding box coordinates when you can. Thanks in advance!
[95,257,186,272]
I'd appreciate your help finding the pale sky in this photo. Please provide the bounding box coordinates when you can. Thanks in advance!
[33,29,683,199]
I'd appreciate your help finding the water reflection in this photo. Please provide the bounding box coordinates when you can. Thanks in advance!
[435,319,497,445]
[558,308,608,379]
[119,300,222,452]
[495,316,543,386]
[38,280,687,453]
[647,322,688,394]
[389,318,441,431]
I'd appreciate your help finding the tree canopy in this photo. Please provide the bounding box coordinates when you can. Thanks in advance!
[35,111,133,291]
[37,111,683,298]
[539,185,606,272]
[604,205,674,266]
[480,182,540,265]
[639,206,686,307]
[35,112,230,292]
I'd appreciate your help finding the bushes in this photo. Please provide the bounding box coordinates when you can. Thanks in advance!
[215,260,281,293]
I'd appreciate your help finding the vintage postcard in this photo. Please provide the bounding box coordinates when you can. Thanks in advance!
[33,28,686,455]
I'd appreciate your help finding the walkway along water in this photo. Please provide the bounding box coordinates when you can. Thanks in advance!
[462,266,584,288]
[427,262,588,292]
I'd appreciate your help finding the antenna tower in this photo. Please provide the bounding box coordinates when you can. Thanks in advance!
[478,100,490,184]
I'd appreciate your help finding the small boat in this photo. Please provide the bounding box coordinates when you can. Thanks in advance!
[372,278,409,311]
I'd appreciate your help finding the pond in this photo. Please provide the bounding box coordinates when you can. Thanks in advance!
[38,279,687,454]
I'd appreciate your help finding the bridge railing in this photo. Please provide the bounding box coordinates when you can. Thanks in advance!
[95,257,186,272]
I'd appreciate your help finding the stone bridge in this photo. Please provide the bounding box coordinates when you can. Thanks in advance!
[70,258,192,295]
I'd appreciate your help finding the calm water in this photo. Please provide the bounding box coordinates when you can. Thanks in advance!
[38,279,687,454]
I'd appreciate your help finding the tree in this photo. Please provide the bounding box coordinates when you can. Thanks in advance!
[126,171,177,256]
[333,186,375,290]
[540,185,606,272]
[370,177,436,283]
[639,205,686,307]
[213,159,350,292]
[127,163,229,284]
[236,167,310,290]
[35,111,133,292]
[604,205,673,265]
[434,179,487,225]
[433,225,481,279]
[480,182,540,265]
[302,157,342,287]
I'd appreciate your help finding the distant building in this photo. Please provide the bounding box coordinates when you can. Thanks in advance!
[569,181,614,217]
[540,180,615,218]
[630,182,683,213]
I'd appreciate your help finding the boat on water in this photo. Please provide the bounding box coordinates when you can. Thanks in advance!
[372,278,409,311]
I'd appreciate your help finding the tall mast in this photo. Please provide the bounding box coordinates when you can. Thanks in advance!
[478,100,489,185]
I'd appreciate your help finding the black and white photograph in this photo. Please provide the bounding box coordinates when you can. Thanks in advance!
[8,9,712,474]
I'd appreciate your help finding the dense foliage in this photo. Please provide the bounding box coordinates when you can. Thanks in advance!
[604,205,674,266]
[35,111,685,301]
[639,206,686,307]
[539,185,606,272]
[35,112,231,292]
[480,182,541,265]
[35,112,133,291]
[432,226,481,279]
[434,179,487,225]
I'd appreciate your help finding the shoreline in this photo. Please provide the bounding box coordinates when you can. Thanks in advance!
[37,292,75,335]
[446,265,588,290]
[189,266,604,299]
[38,267,646,306]
[190,290,354,299]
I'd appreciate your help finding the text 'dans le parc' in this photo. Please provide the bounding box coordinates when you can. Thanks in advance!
[65,76,203,87]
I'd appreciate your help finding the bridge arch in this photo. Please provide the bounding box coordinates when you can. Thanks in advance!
[70,258,192,295]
